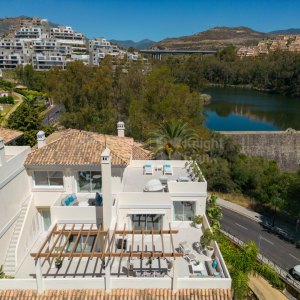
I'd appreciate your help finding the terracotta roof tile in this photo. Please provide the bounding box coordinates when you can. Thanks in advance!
[25,129,151,167]
[0,289,232,299]
[0,128,23,144]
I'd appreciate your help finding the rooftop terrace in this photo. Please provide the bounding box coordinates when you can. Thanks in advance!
[122,160,206,193]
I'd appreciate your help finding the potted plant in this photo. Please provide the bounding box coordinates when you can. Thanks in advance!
[200,229,214,257]
[146,257,153,266]
[55,256,63,269]
[193,215,203,229]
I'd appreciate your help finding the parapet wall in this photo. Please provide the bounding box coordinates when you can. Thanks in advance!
[220,129,300,171]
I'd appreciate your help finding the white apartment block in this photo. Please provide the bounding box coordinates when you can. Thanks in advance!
[0,21,142,70]
[32,52,66,70]
[50,26,85,41]
[0,124,231,295]
[0,50,27,69]
[15,27,42,40]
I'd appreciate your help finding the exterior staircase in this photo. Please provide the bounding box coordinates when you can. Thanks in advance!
[3,200,29,276]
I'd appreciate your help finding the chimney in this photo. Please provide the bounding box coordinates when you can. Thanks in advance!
[101,148,113,229]
[37,131,46,148]
[117,121,125,137]
[0,137,5,166]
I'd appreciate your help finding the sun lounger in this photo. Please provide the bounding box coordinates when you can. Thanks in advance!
[144,161,154,175]
[163,162,173,175]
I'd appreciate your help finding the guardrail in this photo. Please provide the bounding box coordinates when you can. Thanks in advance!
[220,229,300,293]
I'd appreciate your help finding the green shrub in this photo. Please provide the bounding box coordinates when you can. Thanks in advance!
[0,95,14,104]
[254,263,285,290]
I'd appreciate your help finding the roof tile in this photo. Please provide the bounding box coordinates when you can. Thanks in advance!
[25,129,151,167]
[0,127,23,144]
[0,289,232,299]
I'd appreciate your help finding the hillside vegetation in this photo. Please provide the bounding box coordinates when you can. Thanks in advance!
[153,26,267,50]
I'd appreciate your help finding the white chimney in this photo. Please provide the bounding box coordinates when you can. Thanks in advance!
[117,121,125,137]
[0,137,6,166]
[101,148,113,229]
[37,131,46,148]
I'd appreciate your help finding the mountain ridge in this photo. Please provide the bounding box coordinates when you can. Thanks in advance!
[269,28,300,35]
[152,26,268,50]
[110,39,155,49]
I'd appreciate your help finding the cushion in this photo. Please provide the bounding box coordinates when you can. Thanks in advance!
[212,259,218,269]
[96,192,103,206]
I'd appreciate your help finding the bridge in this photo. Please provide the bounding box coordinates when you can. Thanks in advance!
[140,49,217,60]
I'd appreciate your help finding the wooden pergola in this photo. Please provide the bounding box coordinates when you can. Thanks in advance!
[31,223,183,260]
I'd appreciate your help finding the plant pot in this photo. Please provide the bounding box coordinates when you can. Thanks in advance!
[195,223,202,230]
[55,261,62,269]
[206,246,214,258]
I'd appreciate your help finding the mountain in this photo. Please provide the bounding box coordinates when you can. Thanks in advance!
[153,26,268,50]
[269,28,300,35]
[0,16,59,37]
[110,39,155,50]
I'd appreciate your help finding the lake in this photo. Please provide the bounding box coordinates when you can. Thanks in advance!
[203,87,300,131]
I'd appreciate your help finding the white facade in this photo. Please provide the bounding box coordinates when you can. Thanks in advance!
[0,139,31,267]
[0,128,231,292]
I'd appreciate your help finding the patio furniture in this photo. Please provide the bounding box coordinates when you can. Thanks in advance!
[185,253,197,263]
[144,179,164,192]
[163,163,173,175]
[144,161,154,175]
[159,176,168,184]
[156,165,163,171]
[179,241,191,255]
[177,176,190,182]
[192,261,208,276]
[61,194,79,206]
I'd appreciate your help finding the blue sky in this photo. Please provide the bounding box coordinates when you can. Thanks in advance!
[1,0,299,41]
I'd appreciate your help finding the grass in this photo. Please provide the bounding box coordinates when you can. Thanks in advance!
[211,191,254,209]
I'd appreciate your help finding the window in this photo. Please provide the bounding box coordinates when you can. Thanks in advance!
[131,214,162,230]
[66,234,100,253]
[38,208,51,231]
[77,171,102,193]
[173,201,196,221]
[34,171,63,187]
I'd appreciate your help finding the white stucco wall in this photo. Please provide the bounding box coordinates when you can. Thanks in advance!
[0,170,31,230]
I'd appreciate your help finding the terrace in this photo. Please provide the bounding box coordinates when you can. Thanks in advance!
[122,160,207,193]
[15,221,230,290]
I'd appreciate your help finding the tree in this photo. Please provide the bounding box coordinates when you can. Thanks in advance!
[145,121,198,159]
[206,194,223,233]
[8,98,42,146]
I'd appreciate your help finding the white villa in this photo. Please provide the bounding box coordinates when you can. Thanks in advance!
[0,123,232,297]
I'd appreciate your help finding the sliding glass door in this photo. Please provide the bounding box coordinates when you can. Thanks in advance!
[131,214,163,230]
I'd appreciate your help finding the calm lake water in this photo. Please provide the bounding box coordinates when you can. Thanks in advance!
[203,87,300,131]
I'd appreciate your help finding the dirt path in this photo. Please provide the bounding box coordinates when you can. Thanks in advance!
[1,91,24,126]
[249,275,288,300]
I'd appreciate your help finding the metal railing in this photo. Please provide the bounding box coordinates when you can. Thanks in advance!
[220,229,300,293]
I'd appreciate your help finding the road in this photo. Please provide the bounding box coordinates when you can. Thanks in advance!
[221,207,300,272]
[42,104,64,126]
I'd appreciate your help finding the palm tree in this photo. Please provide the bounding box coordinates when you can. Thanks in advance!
[145,121,198,160]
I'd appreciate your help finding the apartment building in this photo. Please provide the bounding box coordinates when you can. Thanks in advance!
[0,49,27,69]
[32,52,66,70]
[0,19,140,70]
[15,27,42,40]
[50,26,85,41]
[0,124,231,295]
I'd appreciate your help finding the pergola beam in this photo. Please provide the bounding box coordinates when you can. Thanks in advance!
[68,224,84,260]
[34,224,57,260]
[31,252,183,258]
[31,223,183,261]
